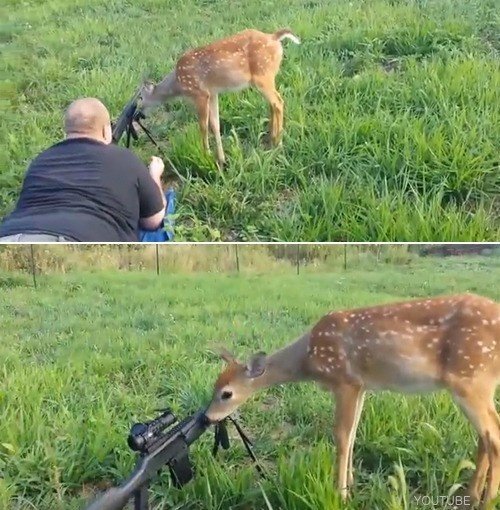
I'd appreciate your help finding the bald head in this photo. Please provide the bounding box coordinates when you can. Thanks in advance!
[64,98,112,144]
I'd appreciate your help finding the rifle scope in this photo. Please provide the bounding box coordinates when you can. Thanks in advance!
[127,408,177,452]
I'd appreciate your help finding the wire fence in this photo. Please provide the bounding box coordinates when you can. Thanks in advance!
[1,244,499,289]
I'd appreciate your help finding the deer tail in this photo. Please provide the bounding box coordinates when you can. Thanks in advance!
[273,28,301,44]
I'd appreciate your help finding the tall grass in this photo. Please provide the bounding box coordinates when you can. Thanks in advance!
[0,244,432,274]
[1,244,498,275]
[1,257,500,509]
[0,244,285,274]
[2,0,499,240]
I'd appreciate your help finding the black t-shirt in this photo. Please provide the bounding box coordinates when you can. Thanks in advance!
[0,138,165,241]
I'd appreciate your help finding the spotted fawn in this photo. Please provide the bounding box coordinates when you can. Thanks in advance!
[205,293,500,509]
[138,28,300,168]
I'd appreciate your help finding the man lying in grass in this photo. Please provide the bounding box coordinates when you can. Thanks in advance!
[0,98,166,242]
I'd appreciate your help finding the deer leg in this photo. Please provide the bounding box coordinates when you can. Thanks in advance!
[192,92,210,155]
[208,94,225,168]
[253,77,284,147]
[347,391,365,488]
[467,437,489,507]
[483,408,500,510]
[334,384,364,501]
[273,90,284,146]
[453,385,500,509]
[265,102,274,147]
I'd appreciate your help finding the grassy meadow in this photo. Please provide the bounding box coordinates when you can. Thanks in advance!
[2,0,499,241]
[2,253,500,509]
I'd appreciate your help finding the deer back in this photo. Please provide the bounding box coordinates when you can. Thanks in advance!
[305,294,500,392]
[175,29,284,94]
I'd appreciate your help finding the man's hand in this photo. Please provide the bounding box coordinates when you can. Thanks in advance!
[139,156,167,231]
[149,156,164,181]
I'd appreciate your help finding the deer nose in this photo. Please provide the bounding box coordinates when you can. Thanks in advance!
[204,409,224,424]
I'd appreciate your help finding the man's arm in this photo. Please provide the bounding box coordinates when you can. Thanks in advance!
[138,156,166,231]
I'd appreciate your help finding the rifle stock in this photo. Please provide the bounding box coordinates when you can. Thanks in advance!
[85,485,137,510]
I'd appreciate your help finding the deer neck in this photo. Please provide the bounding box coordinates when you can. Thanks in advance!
[255,333,311,390]
[153,71,180,101]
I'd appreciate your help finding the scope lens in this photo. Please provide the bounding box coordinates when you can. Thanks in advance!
[128,433,143,451]
[128,423,148,451]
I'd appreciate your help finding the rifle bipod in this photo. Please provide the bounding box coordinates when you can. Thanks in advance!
[212,416,267,478]
[125,113,185,183]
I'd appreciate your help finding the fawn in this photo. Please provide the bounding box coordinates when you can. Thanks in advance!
[205,293,500,509]
[138,28,300,168]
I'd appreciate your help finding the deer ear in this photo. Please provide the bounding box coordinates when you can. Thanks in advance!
[209,345,237,364]
[246,351,267,378]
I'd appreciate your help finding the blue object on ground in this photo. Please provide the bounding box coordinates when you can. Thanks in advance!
[139,188,176,242]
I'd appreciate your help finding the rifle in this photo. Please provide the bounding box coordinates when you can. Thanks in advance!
[84,407,263,510]
[111,89,143,148]
[111,89,185,182]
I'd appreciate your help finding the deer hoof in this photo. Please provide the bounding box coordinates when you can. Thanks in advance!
[478,500,496,510]
[339,487,351,503]
[267,137,282,149]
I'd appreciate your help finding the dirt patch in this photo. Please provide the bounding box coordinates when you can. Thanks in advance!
[381,57,402,73]
[79,480,114,499]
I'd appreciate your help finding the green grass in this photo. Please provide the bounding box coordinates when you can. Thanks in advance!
[1,256,500,509]
[2,0,499,241]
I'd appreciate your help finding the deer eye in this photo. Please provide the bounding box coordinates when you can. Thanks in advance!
[221,390,233,400]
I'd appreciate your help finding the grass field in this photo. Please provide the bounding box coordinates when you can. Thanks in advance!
[2,0,499,241]
[2,255,500,509]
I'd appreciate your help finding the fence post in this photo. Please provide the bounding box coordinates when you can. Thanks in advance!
[343,244,347,270]
[296,244,300,275]
[235,245,240,273]
[155,245,160,276]
[29,244,37,288]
